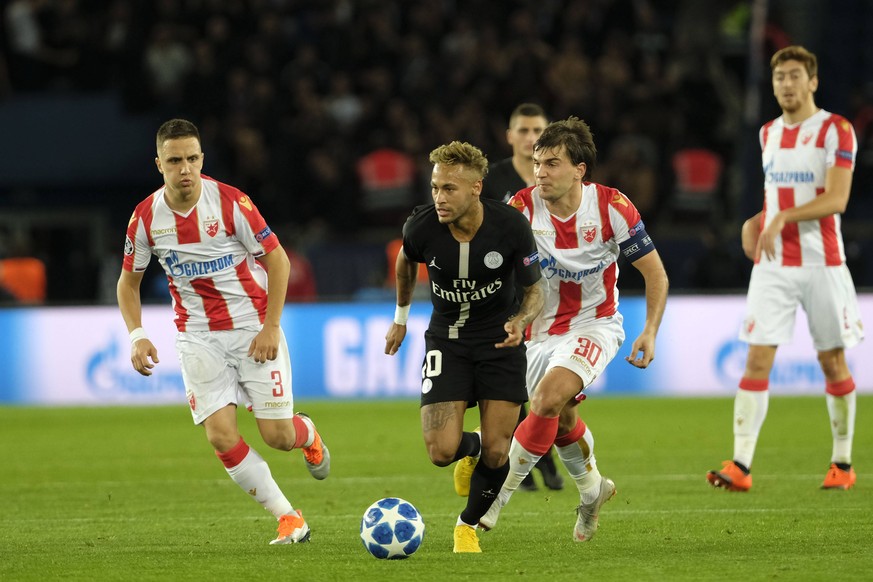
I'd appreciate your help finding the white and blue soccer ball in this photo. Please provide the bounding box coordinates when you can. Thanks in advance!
[360,497,425,559]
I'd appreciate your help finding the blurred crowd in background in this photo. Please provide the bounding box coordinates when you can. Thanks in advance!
[0,0,872,304]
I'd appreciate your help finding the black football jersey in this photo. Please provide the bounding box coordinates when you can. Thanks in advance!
[480,158,526,202]
[401,198,541,341]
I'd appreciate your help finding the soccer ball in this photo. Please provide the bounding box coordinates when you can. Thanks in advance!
[360,497,425,559]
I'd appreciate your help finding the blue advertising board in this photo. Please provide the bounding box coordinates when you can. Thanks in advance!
[0,296,870,405]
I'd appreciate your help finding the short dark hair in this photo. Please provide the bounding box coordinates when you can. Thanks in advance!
[156,119,201,150]
[509,103,547,126]
[771,45,817,79]
[535,116,597,180]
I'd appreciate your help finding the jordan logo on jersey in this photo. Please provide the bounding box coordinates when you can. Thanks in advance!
[582,227,597,243]
[203,219,219,237]
[429,257,441,270]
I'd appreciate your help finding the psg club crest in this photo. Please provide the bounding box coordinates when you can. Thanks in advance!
[203,219,220,237]
[582,227,597,243]
[484,251,504,269]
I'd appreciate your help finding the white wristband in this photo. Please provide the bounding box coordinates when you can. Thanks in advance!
[129,327,149,345]
[393,305,410,325]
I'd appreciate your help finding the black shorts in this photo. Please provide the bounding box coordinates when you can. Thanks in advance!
[419,330,529,407]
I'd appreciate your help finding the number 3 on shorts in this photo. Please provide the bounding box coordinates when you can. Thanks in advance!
[271,370,284,397]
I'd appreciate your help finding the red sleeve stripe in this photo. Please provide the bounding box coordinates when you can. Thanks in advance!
[216,179,277,253]
[236,199,269,239]
[595,185,615,242]
[123,197,155,272]
[821,115,856,168]
[815,116,834,148]
[605,186,641,230]
[122,216,139,272]
[837,119,856,151]
[523,189,535,223]
[594,262,617,319]
[778,187,802,266]
[218,180,237,237]
[190,277,234,331]
[833,156,854,169]
[141,196,156,247]
[815,114,856,151]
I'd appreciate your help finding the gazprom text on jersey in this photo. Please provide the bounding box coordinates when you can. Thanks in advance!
[542,259,607,281]
[168,254,234,278]
[765,171,815,183]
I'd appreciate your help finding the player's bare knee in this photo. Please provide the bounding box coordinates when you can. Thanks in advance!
[744,346,776,377]
[744,358,772,378]
[429,455,453,468]
[817,349,846,380]
[207,431,241,453]
[529,390,563,417]
[426,446,455,467]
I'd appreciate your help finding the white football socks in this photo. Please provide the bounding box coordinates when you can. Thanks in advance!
[225,446,294,518]
[732,388,769,469]
[827,391,856,464]
[499,437,542,500]
[555,427,600,502]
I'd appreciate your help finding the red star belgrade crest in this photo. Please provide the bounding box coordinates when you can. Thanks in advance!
[204,219,219,237]
[582,228,596,243]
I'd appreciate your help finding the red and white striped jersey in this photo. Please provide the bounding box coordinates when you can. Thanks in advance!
[509,183,644,340]
[122,175,280,332]
[758,108,857,268]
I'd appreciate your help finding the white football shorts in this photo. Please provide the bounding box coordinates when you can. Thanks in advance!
[740,264,864,351]
[176,326,295,424]
[525,314,625,397]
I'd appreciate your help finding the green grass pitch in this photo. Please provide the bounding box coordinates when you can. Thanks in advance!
[2,396,872,581]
